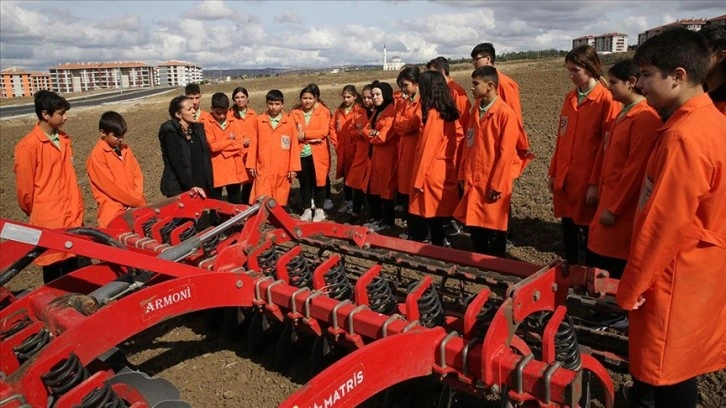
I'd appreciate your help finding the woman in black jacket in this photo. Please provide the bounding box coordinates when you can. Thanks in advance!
[159,95,214,197]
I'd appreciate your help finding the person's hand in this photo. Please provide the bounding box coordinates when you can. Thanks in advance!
[368,129,379,139]
[631,296,646,310]
[288,172,297,180]
[586,185,598,205]
[309,139,323,144]
[488,189,501,202]
[297,124,305,141]
[189,187,207,199]
[247,168,256,178]
[599,209,616,226]
[548,177,555,193]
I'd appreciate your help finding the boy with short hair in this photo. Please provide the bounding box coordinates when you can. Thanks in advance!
[615,28,726,407]
[247,90,301,206]
[87,111,145,228]
[454,66,521,257]
[14,90,84,283]
[201,92,250,203]
[185,83,208,122]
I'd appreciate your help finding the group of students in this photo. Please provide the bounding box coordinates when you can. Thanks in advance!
[12,27,726,408]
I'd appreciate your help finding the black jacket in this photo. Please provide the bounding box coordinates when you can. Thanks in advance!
[158,119,214,197]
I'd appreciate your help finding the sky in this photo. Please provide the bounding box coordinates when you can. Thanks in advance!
[1,0,724,71]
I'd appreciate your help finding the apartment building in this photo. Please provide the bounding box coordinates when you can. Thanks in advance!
[156,61,203,87]
[49,61,155,94]
[572,35,596,49]
[638,18,706,45]
[572,33,628,53]
[703,14,726,28]
[0,67,51,99]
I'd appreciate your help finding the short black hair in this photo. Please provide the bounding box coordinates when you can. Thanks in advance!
[426,56,450,76]
[472,66,499,88]
[211,92,230,109]
[700,25,726,53]
[266,89,284,102]
[608,59,643,95]
[99,111,128,136]
[184,83,201,95]
[34,90,70,121]
[471,43,496,64]
[634,27,710,85]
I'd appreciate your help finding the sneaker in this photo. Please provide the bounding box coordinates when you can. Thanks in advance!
[610,316,629,330]
[324,199,334,211]
[312,209,326,222]
[442,238,452,248]
[337,201,351,213]
[346,206,354,215]
[371,223,390,232]
[445,220,464,237]
[506,238,514,249]
[363,219,380,228]
[398,233,409,239]
[311,199,315,209]
[394,204,404,212]
[301,208,313,222]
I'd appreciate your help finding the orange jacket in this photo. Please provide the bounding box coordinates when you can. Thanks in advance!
[447,79,472,131]
[549,82,619,226]
[587,100,660,260]
[616,94,726,385]
[714,100,726,115]
[498,71,533,178]
[368,104,398,199]
[202,115,251,187]
[87,140,145,228]
[290,104,332,187]
[344,110,373,192]
[454,98,520,231]
[392,94,422,195]
[408,109,462,218]
[14,124,84,265]
[248,112,301,205]
[330,104,363,179]
[227,108,258,183]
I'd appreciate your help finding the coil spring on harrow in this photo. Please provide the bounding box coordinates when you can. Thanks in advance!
[13,329,50,363]
[141,217,157,238]
[0,316,31,340]
[257,246,279,277]
[40,353,88,395]
[465,295,497,338]
[286,254,312,288]
[202,234,222,256]
[79,382,127,408]
[324,261,353,300]
[409,282,446,328]
[525,311,582,370]
[160,218,195,245]
[366,275,397,315]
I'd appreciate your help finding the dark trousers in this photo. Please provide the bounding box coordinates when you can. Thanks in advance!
[325,176,332,200]
[368,195,395,226]
[409,215,447,246]
[628,377,698,408]
[298,156,325,209]
[562,217,588,265]
[342,185,353,202]
[586,250,627,279]
[214,183,243,204]
[352,188,366,213]
[241,182,253,204]
[469,226,507,258]
[42,257,80,284]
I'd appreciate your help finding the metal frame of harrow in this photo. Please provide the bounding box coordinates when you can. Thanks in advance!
[0,194,621,408]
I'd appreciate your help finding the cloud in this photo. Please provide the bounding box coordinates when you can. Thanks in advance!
[274,9,302,24]
[182,0,235,20]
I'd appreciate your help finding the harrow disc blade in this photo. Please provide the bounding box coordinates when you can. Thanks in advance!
[108,370,185,407]
[153,402,193,408]
[437,384,454,408]
[248,310,277,355]
[275,320,299,370]
[310,335,334,375]
[222,307,250,341]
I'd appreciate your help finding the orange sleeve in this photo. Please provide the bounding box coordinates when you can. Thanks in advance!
[127,149,146,205]
[204,122,240,154]
[412,112,442,190]
[87,149,145,208]
[589,137,606,186]
[616,135,709,309]
[288,122,302,173]
[393,102,422,135]
[246,120,259,169]
[589,98,620,184]
[304,107,331,140]
[370,111,395,145]
[457,93,472,132]
[489,111,519,193]
[329,110,341,147]
[606,114,660,216]
[13,141,36,216]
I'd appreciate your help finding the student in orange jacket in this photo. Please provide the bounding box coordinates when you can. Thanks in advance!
[454,67,521,257]
[586,60,661,279]
[365,81,398,232]
[471,43,534,179]
[87,111,145,229]
[616,28,726,407]
[201,92,249,204]
[700,25,726,114]
[426,57,471,131]
[393,65,422,231]
[229,87,257,203]
[185,83,209,123]
[408,71,463,246]
[247,89,301,207]
[330,85,363,214]
[14,90,84,283]
[548,45,619,265]
[345,84,376,218]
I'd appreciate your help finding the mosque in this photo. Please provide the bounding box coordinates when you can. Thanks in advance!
[382,45,405,71]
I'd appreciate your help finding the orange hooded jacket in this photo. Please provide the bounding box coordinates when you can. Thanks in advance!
[497,71,534,178]
[330,104,363,179]
[454,98,521,231]
[548,82,619,226]
[344,109,373,192]
[408,109,462,218]
[87,139,145,228]
[392,94,422,195]
[202,115,251,188]
[616,94,726,385]
[14,124,84,265]
[587,100,661,260]
[248,112,301,205]
[368,104,398,199]
[290,103,333,187]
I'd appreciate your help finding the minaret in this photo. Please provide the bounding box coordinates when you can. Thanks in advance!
[383,44,387,70]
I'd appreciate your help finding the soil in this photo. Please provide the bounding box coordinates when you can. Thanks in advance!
[1,57,724,407]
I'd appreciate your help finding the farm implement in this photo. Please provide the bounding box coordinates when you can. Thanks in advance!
[0,193,627,407]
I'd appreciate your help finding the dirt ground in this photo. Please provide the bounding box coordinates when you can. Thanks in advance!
[1,58,724,407]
